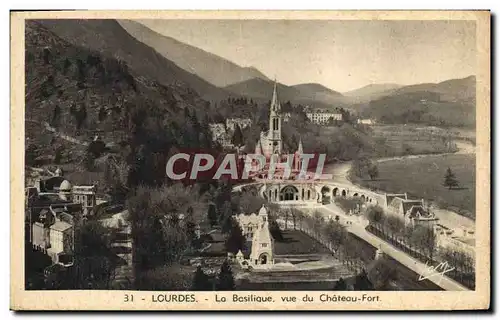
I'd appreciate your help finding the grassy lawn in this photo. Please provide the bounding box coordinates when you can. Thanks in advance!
[352,154,476,219]
[369,125,460,155]
[274,230,330,255]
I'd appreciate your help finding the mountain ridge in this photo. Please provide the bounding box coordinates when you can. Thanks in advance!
[118,20,270,88]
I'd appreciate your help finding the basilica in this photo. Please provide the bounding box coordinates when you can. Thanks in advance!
[252,81,305,178]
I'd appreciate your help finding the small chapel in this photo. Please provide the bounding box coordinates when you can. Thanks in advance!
[235,204,275,266]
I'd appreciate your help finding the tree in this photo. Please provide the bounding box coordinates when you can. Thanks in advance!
[365,205,385,225]
[54,145,64,165]
[352,157,372,179]
[216,261,235,290]
[219,201,234,234]
[367,164,379,180]
[231,124,244,147]
[191,266,211,291]
[51,104,61,128]
[367,257,397,290]
[410,225,436,260]
[207,204,218,227]
[225,219,245,254]
[353,269,373,291]
[98,106,107,122]
[443,167,459,190]
[25,143,38,166]
[333,277,347,290]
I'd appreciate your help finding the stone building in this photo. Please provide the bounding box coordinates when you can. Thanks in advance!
[305,108,343,125]
[235,205,274,266]
[226,118,252,132]
[384,193,438,227]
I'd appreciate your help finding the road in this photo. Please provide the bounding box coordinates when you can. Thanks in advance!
[317,203,468,291]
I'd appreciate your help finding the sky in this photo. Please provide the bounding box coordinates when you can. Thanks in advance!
[137,19,476,92]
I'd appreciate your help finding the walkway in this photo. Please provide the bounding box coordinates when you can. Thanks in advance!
[318,204,469,291]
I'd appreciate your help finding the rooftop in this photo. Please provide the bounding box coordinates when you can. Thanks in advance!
[50,220,72,232]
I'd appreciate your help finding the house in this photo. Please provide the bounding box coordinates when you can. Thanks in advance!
[384,193,438,227]
[226,118,252,132]
[357,118,376,125]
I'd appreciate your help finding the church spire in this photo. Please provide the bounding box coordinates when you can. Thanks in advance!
[297,138,304,154]
[271,78,280,111]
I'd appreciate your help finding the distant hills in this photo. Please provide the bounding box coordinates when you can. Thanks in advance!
[343,83,403,103]
[359,76,476,127]
[224,78,344,107]
[118,20,270,88]
[31,19,476,127]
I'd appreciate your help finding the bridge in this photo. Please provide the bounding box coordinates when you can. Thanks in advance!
[233,179,383,207]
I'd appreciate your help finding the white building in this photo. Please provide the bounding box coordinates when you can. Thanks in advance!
[357,118,376,125]
[305,109,343,125]
[209,123,231,147]
[226,118,252,132]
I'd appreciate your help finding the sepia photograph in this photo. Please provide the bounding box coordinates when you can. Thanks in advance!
[11,10,490,311]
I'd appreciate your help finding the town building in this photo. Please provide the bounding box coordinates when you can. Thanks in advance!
[208,123,231,147]
[305,108,343,125]
[357,118,376,125]
[384,193,438,227]
[26,169,100,266]
[226,118,252,132]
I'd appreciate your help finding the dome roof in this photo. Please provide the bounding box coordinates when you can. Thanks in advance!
[59,180,72,191]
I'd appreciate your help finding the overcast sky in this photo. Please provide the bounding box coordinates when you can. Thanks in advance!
[137,19,476,92]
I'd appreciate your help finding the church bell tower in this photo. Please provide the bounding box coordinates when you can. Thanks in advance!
[268,80,282,155]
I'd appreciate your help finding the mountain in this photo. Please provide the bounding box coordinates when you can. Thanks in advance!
[25,20,215,168]
[290,83,344,104]
[392,76,476,102]
[118,20,270,87]
[343,83,403,102]
[35,19,229,101]
[224,78,344,108]
[361,76,476,127]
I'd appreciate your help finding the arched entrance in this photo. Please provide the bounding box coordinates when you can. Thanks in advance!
[361,195,366,202]
[321,186,331,204]
[281,185,299,201]
[333,187,339,197]
[353,193,359,197]
[259,253,269,265]
[341,190,347,197]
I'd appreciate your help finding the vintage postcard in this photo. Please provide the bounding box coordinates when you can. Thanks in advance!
[11,10,490,311]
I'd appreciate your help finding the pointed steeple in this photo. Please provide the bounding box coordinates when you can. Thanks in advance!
[271,78,280,111]
[297,138,304,154]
